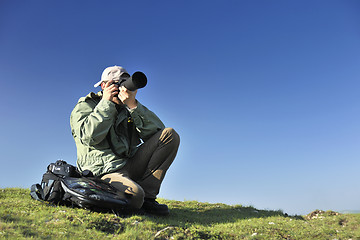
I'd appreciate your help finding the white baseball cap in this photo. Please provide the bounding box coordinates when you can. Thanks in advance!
[94,66,130,88]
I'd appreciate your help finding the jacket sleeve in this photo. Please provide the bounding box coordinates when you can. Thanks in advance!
[129,101,165,141]
[70,98,117,146]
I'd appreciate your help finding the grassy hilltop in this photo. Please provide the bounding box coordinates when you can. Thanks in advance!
[0,188,359,239]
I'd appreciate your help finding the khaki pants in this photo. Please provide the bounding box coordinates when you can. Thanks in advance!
[101,128,180,209]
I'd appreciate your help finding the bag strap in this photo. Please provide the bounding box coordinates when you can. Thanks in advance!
[30,184,44,201]
[41,171,63,200]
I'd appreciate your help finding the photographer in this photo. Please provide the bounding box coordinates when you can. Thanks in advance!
[70,66,180,215]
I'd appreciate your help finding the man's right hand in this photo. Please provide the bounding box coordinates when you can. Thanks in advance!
[102,80,121,104]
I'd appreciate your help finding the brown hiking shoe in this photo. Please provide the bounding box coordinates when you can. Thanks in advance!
[141,198,169,216]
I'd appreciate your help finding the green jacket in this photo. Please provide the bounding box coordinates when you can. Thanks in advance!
[70,91,165,176]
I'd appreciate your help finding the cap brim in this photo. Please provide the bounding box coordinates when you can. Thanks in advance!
[94,80,102,88]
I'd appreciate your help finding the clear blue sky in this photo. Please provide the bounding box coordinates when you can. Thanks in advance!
[0,0,359,215]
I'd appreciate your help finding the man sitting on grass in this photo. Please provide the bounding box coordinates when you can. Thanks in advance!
[70,65,180,215]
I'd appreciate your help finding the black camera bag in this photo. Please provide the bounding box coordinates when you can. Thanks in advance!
[30,160,129,212]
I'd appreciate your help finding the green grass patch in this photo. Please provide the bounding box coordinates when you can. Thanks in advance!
[1,188,359,239]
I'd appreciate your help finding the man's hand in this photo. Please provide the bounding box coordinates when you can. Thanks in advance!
[118,86,138,109]
[102,80,121,105]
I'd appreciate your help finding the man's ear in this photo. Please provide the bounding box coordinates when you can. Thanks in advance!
[100,81,106,90]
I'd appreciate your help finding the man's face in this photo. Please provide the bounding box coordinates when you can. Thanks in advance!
[101,72,130,89]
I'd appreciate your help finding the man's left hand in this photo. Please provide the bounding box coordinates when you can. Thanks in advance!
[118,86,138,109]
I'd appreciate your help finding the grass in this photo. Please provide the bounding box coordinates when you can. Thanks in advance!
[1,188,359,239]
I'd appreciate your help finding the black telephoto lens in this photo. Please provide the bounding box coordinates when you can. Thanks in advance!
[120,71,147,91]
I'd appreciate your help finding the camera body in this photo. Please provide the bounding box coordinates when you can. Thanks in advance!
[48,160,80,177]
[115,71,147,91]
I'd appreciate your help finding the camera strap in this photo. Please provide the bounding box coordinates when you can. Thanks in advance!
[106,110,134,158]
[106,131,122,158]
[126,110,134,145]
